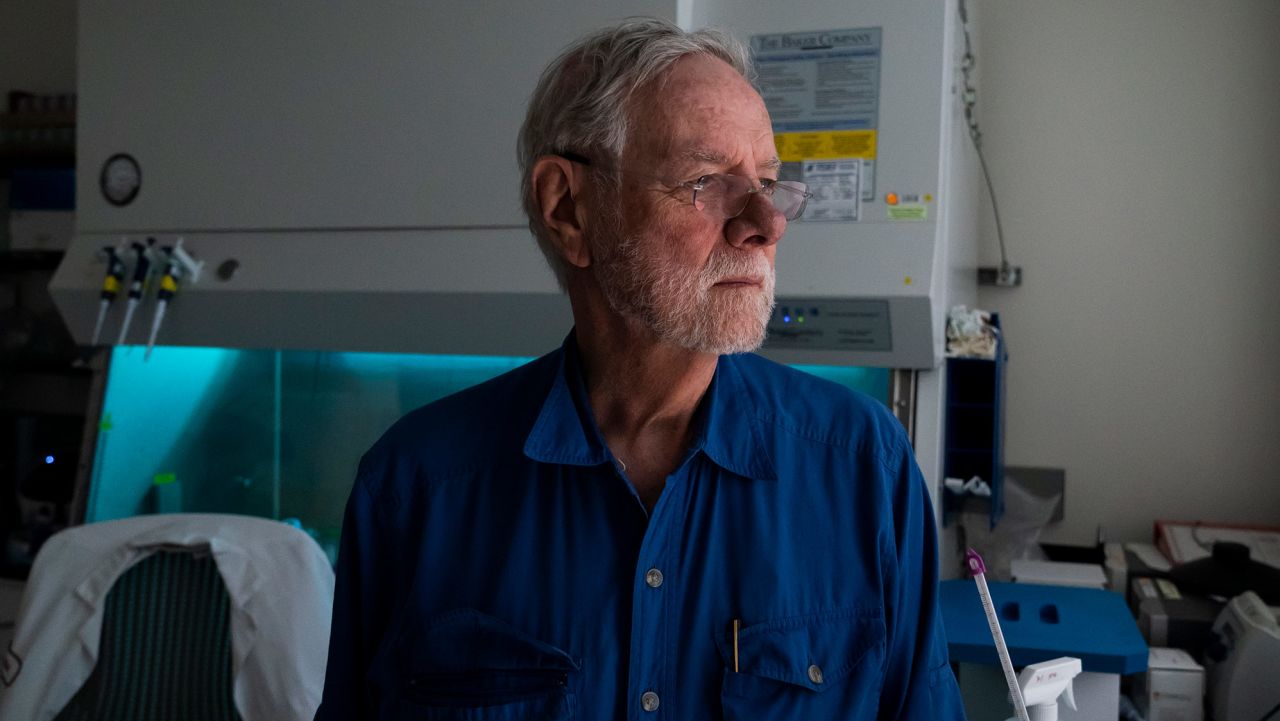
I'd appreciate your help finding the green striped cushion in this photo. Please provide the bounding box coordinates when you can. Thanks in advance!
[55,550,242,721]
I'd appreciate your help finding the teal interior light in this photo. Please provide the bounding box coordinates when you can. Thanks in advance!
[89,346,239,523]
[88,345,892,562]
[790,364,891,401]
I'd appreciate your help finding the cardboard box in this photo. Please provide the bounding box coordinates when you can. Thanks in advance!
[1137,647,1204,721]
[1010,559,1107,588]
[8,210,74,251]
[1132,578,1222,658]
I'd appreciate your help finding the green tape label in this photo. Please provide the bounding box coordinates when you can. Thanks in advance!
[887,204,928,221]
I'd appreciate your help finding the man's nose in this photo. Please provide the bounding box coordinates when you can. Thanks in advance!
[724,192,786,249]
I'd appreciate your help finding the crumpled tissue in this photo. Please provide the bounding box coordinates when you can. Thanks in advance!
[946,305,999,359]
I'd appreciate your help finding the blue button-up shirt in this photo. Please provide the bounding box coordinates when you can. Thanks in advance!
[316,334,964,720]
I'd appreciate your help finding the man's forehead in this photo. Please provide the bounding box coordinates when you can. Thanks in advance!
[629,60,780,171]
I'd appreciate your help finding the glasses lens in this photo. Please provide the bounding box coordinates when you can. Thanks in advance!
[771,181,809,221]
[693,175,809,220]
[694,175,751,219]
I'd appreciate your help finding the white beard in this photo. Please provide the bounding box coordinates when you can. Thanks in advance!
[591,218,776,355]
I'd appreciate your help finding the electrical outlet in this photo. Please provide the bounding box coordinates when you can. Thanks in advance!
[978,265,1022,287]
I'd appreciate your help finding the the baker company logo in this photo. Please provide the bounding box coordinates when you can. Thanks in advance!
[1,642,20,686]
[754,29,879,52]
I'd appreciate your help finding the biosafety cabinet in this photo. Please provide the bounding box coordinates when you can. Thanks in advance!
[52,1,980,551]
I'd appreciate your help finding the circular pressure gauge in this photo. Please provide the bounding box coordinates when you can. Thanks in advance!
[100,153,141,206]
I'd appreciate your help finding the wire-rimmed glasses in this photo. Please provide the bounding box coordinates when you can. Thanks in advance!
[559,152,811,221]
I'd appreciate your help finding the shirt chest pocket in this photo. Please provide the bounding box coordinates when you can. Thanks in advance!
[715,606,886,721]
[390,608,578,721]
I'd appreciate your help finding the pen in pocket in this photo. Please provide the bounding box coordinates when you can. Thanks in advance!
[732,619,740,672]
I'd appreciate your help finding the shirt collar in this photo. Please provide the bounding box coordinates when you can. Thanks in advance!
[522,331,611,467]
[523,332,778,481]
[695,354,778,481]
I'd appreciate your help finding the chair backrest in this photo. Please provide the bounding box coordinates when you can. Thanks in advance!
[54,550,243,721]
[2,514,333,721]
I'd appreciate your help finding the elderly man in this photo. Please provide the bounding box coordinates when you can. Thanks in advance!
[316,18,964,720]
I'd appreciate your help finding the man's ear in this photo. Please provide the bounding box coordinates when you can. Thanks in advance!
[531,155,592,269]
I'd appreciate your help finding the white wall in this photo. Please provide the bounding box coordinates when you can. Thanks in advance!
[0,0,76,93]
[975,1,1280,544]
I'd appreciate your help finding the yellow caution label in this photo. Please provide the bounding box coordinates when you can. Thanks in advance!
[161,275,178,293]
[103,276,121,293]
[775,130,877,162]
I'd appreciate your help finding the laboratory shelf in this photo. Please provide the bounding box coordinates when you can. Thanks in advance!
[942,314,1006,528]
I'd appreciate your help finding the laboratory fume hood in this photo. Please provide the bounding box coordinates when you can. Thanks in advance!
[52,0,981,535]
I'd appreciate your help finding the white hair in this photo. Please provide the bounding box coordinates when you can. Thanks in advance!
[517,17,752,289]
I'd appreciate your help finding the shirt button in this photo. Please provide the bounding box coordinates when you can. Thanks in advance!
[808,664,824,684]
[645,568,664,588]
[641,691,660,712]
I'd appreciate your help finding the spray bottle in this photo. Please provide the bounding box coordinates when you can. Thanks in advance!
[1010,657,1081,721]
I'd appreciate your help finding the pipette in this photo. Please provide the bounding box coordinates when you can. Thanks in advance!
[966,548,1031,721]
[90,244,127,346]
[116,238,155,346]
[144,238,202,360]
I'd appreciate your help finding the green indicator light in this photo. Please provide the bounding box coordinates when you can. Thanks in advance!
[798,316,805,323]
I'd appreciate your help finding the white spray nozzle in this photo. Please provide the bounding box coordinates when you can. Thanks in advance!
[1017,657,1082,721]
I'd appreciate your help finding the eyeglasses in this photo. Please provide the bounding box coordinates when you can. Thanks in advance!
[559,152,811,221]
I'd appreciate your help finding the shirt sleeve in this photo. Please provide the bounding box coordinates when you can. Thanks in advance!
[878,439,967,720]
[313,461,393,720]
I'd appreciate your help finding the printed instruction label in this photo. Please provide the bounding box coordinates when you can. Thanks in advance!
[801,160,861,222]
[753,27,882,205]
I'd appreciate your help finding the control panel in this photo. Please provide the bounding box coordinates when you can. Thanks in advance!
[765,297,892,352]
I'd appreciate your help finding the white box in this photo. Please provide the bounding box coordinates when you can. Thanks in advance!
[1010,559,1107,589]
[1104,542,1128,593]
[1138,647,1204,721]
[8,210,74,252]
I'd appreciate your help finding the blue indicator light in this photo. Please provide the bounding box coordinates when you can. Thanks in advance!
[782,315,791,323]
[45,455,55,465]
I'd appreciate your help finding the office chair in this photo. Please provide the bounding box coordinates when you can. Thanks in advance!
[0,513,333,721]
[54,548,241,721]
